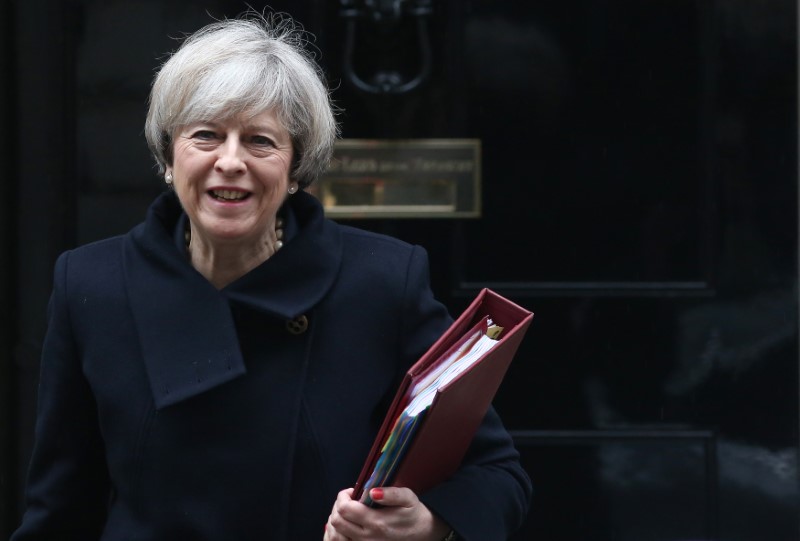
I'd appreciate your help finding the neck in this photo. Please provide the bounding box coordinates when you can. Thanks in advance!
[187,221,283,289]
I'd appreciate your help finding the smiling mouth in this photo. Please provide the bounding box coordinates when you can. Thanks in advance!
[209,189,250,202]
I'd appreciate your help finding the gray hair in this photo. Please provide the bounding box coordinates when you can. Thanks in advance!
[144,13,339,188]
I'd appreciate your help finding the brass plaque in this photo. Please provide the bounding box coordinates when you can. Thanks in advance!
[311,139,481,218]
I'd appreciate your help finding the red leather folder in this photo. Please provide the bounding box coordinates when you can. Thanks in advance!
[353,288,534,502]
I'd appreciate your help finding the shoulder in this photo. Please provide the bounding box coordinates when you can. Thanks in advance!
[51,232,135,300]
[55,234,127,275]
[44,234,135,335]
[330,223,434,288]
[336,223,424,263]
[337,223,412,248]
[325,223,444,321]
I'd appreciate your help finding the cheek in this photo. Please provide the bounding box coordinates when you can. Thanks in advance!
[173,161,208,194]
[171,173,206,208]
[259,162,293,193]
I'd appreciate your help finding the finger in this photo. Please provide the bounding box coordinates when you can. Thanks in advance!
[326,513,356,541]
[329,514,364,540]
[332,487,354,516]
[325,523,350,541]
[330,501,367,538]
[327,489,362,540]
[368,486,418,508]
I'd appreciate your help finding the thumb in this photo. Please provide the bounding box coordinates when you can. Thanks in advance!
[369,486,417,507]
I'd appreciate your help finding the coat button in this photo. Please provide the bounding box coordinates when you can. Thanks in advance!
[286,315,309,335]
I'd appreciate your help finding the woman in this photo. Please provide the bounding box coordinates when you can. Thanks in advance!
[12,12,531,541]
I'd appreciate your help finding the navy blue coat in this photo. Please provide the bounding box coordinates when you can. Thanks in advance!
[13,190,531,541]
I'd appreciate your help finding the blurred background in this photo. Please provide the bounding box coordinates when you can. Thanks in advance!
[1,0,798,539]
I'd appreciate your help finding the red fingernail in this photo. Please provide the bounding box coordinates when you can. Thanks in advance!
[371,488,384,500]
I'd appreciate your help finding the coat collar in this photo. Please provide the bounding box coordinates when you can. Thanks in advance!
[123,190,342,409]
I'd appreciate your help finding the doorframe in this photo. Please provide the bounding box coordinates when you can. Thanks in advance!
[1,0,18,535]
[7,0,81,536]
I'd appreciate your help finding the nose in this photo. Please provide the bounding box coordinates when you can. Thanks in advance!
[214,137,246,176]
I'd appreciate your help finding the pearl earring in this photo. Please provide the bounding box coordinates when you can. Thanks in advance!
[288,184,298,194]
[165,171,173,184]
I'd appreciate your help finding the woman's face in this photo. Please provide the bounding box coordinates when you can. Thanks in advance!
[167,108,297,247]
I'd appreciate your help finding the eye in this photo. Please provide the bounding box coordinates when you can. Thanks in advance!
[192,130,217,140]
[250,135,274,147]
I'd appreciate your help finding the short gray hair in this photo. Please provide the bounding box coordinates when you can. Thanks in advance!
[145,13,339,188]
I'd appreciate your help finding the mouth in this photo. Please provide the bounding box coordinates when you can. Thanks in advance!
[208,189,251,202]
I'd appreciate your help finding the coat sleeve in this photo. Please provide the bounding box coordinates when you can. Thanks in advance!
[12,252,110,540]
[418,408,532,541]
[401,246,533,541]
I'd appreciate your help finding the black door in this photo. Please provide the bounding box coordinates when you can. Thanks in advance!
[4,1,798,539]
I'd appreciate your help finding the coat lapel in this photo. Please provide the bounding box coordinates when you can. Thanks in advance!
[122,191,342,410]
[224,191,343,319]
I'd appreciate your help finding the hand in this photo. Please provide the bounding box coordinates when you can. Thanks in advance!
[324,487,451,541]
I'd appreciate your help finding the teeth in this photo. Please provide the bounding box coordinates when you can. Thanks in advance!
[211,189,248,201]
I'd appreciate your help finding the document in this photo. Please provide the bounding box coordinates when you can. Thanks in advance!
[353,288,534,505]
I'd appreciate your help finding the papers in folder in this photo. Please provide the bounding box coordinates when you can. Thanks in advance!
[359,317,504,506]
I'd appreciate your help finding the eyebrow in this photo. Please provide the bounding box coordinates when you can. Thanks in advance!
[246,123,278,133]
[244,123,291,143]
[188,120,281,132]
